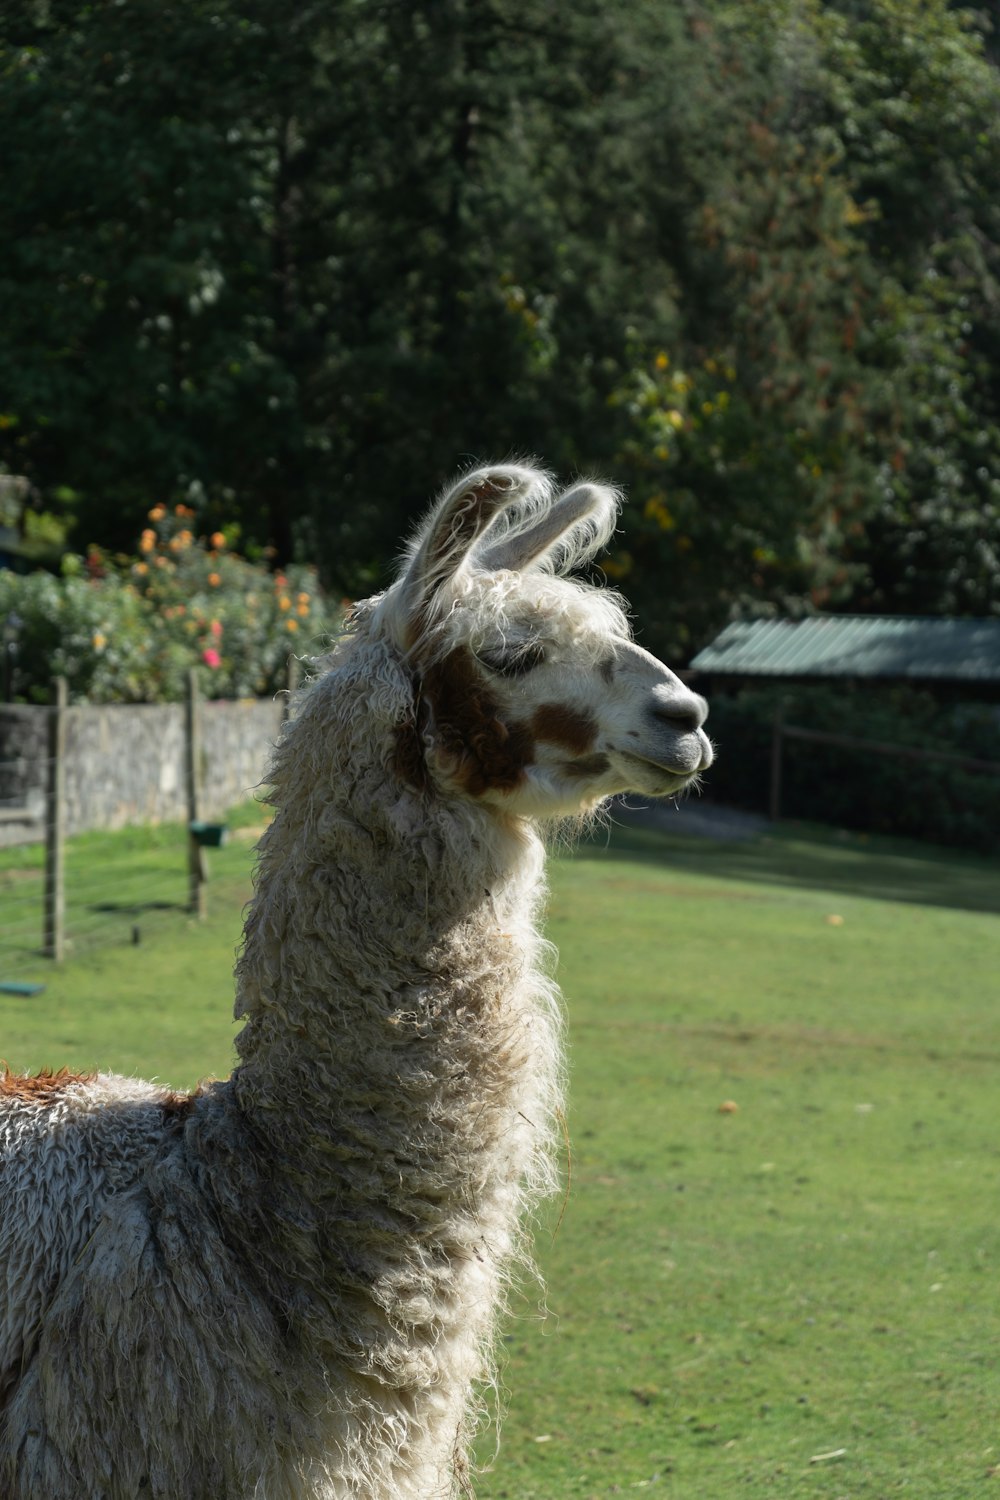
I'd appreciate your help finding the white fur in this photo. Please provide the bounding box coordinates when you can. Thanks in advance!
[0,464,711,1498]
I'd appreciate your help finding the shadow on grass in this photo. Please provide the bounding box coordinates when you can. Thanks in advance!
[571,816,1000,916]
[86,900,185,915]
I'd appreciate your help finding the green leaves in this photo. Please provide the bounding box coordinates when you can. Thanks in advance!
[1,0,998,645]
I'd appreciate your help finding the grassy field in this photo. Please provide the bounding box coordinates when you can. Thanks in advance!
[1,812,998,1498]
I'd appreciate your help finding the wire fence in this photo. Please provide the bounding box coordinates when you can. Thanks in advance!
[0,806,193,984]
[0,671,279,990]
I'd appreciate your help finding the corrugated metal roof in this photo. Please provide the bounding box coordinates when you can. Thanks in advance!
[689,616,1000,682]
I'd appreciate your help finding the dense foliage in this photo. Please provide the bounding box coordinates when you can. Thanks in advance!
[703,684,1000,853]
[1,0,998,662]
[0,511,338,704]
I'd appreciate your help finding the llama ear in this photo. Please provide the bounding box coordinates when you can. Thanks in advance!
[402,465,553,604]
[476,480,621,576]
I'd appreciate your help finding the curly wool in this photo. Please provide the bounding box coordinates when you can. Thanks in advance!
[0,463,712,1499]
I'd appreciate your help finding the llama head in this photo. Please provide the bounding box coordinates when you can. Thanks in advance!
[372,463,712,818]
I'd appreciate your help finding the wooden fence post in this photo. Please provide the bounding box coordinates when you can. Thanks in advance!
[185,668,207,919]
[769,699,785,823]
[284,652,301,720]
[43,676,67,960]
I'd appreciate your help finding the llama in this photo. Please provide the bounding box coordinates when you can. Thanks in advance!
[0,464,712,1499]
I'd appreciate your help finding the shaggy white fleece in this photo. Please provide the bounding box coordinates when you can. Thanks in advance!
[0,464,711,1499]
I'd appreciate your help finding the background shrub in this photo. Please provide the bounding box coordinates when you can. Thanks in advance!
[0,506,341,704]
[703,683,1000,854]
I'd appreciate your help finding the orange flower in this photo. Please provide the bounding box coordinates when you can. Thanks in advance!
[210,532,226,550]
[134,562,149,576]
[140,529,156,553]
[148,505,166,522]
[286,617,299,632]
[208,572,221,587]
[278,595,291,612]
[296,601,309,616]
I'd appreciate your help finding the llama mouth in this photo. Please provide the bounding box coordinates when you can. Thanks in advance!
[619,749,703,779]
[617,749,703,795]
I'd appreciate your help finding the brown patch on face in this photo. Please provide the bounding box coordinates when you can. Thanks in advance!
[531,703,599,756]
[419,647,535,797]
[0,1065,96,1103]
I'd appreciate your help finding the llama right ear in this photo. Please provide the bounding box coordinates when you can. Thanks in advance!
[400,465,553,614]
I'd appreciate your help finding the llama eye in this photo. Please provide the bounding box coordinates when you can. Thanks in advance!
[478,642,546,678]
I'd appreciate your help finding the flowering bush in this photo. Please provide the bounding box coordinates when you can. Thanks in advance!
[0,506,342,704]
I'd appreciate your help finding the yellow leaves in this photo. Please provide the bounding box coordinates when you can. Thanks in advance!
[644,495,675,530]
[601,552,633,580]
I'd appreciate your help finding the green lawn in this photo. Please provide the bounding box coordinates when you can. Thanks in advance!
[2,814,998,1498]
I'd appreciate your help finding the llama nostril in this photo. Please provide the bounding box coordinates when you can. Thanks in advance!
[651,692,708,736]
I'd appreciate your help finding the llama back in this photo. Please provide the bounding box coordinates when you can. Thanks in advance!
[0,1071,188,1410]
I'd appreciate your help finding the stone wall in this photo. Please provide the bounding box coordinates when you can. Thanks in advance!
[0,698,284,844]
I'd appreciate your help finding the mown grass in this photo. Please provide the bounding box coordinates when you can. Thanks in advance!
[1,813,997,1498]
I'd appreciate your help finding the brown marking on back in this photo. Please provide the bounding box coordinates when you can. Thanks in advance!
[419,647,535,797]
[531,703,599,755]
[0,1064,97,1103]
[160,1088,197,1128]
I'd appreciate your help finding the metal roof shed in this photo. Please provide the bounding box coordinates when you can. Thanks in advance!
[689,616,1000,687]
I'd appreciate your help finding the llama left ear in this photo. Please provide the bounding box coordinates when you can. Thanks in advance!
[401,465,553,608]
[476,480,620,576]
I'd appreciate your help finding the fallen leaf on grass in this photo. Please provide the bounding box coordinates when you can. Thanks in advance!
[809,1448,847,1465]
[718,1100,739,1114]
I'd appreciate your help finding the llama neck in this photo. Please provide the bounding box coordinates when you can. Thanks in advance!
[231,787,550,1138]
[222,660,562,1393]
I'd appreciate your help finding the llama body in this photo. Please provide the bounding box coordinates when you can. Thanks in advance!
[0,465,711,1498]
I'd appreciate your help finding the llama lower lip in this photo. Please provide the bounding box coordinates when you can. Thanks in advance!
[619,749,699,781]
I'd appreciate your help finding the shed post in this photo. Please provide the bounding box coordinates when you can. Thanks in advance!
[769,698,785,823]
